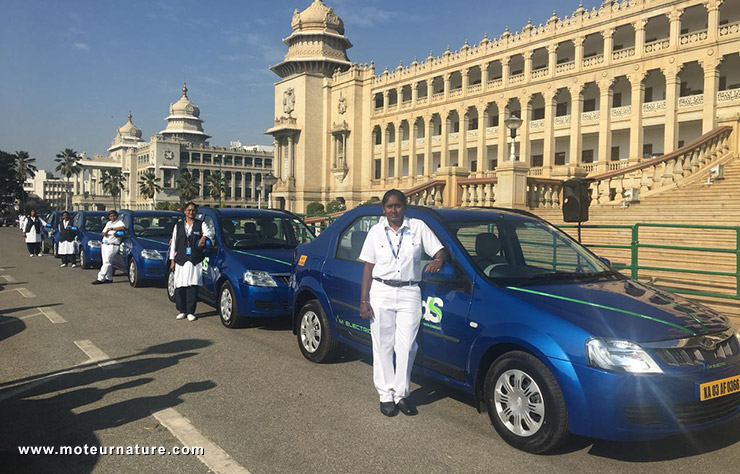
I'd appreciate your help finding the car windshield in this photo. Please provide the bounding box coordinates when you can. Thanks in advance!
[133,215,180,237]
[220,216,314,250]
[85,214,108,233]
[450,218,618,286]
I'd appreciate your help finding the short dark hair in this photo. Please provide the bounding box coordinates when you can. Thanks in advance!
[108,210,118,216]
[381,189,407,207]
[184,201,198,211]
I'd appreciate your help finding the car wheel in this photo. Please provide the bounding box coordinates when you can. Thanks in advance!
[297,299,338,363]
[484,351,569,454]
[219,282,242,328]
[42,240,50,254]
[166,267,176,303]
[53,243,59,258]
[128,259,141,287]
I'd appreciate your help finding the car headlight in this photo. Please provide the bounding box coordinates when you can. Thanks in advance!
[141,249,163,260]
[87,240,102,248]
[243,270,277,287]
[586,338,663,374]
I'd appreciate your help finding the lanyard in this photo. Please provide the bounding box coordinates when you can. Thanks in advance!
[384,227,404,260]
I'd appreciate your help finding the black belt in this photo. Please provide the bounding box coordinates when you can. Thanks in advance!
[373,277,418,287]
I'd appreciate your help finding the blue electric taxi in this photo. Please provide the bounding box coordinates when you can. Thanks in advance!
[166,208,314,328]
[71,211,108,269]
[113,210,183,287]
[42,210,77,257]
[291,205,740,453]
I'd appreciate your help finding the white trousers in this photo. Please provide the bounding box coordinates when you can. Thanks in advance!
[369,283,422,403]
[97,244,118,281]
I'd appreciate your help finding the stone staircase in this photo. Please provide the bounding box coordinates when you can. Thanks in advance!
[533,156,740,320]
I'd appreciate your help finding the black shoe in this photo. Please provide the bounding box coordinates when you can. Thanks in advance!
[396,398,418,416]
[91,280,104,285]
[380,401,398,417]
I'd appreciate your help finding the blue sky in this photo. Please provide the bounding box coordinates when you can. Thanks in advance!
[0,0,599,172]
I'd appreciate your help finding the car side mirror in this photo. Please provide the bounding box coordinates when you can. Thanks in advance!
[422,262,458,285]
[114,230,126,238]
[45,223,52,228]
[203,238,218,252]
[70,226,79,231]
[599,257,611,267]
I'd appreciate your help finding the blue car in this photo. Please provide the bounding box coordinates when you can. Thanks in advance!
[71,211,109,269]
[42,210,77,257]
[291,205,740,453]
[113,210,183,287]
[166,208,314,328]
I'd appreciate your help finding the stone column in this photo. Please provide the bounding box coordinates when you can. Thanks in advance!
[231,171,237,202]
[502,57,511,88]
[412,82,418,106]
[441,113,449,167]
[634,19,646,59]
[497,101,509,166]
[410,121,418,178]
[459,108,468,169]
[381,125,388,182]
[664,66,680,153]
[524,50,533,82]
[426,78,434,103]
[481,61,489,92]
[287,135,295,179]
[574,36,585,72]
[426,119,433,177]
[496,160,530,209]
[701,57,720,132]
[395,121,402,180]
[548,44,557,78]
[443,73,451,101]
[519,95,531,165]
[569,84,584,165]
[597,79,614,171]
[669,9,683,52]
[628,72,645,162]
[707,0,720,42]
[604,28,614,66]
[462,68,470,97]
[478,107,487,172]
[396,87,403,110]
[383,90,389,114]
[543,91,557,172]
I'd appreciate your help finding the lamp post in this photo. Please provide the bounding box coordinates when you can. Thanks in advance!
[215,154,223,208]
[256,184,263,209]
[262,172,278,209]
[504,114,523,162]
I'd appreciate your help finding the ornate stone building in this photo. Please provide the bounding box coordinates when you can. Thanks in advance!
[73,85,274,211]
[267,0,740,211]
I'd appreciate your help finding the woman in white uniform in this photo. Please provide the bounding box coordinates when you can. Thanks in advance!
[168,202,214,321]
[22,209,46,257]
[358,189,447,417]
[58,211,77,267]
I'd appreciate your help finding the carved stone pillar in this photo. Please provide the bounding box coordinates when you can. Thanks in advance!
[669,9,683,52]
[634,19,647,59]
[597,79,614,170]
[548,44,557,78]
[481,62,489,92]
[574,36,585,72]
[426,119,434,177]
[628,72,645,162]
[701,57,720,132]
[519,95,531,165]
[664,66,680,153]
[569,84,584,165]
[604,28,614,66]
[502,57,511,88]
[462,68,470,97]
[524,50,533,82]
[443,73,451,101]
[543,91,557,171]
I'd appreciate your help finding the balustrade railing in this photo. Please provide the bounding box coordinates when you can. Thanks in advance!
[556,61,575,73]
[583,54,604,68]
[554,115,571,126]
[401,139,410,149]
[448,132,459,141]
[527,178,561,209]
[581,111,599,122]
[718,89,740,102]
[405,180,445,206]
[416,138,425,146]
[679,29,707,46]
[509,73,525,84]
[531,67,548,79]
[642,100,666,113]
[678,94,704,108]
[432,92,444,102]
[449,88,463,98]
[529,119,545,130]
[416,97,428,105]
[611,105,631,118]
[467,83,482,94]
[644,38,670,54]
[458,177,497,207]
[432,135,442,145]
[466,130,478,139]
[612,47,635,61]
[719,21,740,37]
[487,78,503,89]
[486,126,498,136]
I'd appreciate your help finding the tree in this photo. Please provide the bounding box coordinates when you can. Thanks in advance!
[54,148,81,210]
[138,170,162,209]
[306,202,325,214]
[1,150,24,209]
[205,172,226,205]
[13,150,37,211]
[177,169,200,202]
[101,169,127,210]
[155,201,180,211]
[326,199,346,213]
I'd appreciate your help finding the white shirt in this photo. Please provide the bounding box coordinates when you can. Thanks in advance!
[168,220,214,260]
[101,219,126,245]
[23,216,47,243]
[359,216,443,282]
[168,220,215,288]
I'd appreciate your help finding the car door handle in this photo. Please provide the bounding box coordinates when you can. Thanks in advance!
[322,270,334,279]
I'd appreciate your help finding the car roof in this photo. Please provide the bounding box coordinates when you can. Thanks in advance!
[358,204,543,223]
[202,208,296,219]
[119,210,183,216]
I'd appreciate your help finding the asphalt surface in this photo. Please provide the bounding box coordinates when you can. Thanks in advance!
[0,225,739,474]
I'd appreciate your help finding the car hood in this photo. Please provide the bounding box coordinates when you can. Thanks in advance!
[228,248,294,274]
[81,231,102,241]
[505,279,730,342]
[134,236,170,251]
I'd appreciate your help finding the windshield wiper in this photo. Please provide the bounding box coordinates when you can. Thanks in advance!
[520,271,576,285]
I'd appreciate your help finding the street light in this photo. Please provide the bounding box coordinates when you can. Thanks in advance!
[262,172,278,209]
[256,184,263,209]
[504,114,523,162]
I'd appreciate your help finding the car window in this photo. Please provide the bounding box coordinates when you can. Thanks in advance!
[86,214,108,233]
[219,216,313,249]
[73,214,82,227]
[514,222,585,272]
[336,215,380,262]
[202,215,216,242]
[132,215,180,237]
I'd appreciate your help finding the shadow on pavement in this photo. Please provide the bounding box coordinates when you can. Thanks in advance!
[0,339,216,473]
[0,303,62,315]
[0,315,26,342]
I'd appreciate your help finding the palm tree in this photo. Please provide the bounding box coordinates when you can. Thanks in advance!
[138,170,162,209]
[101,169,127,210]
[205,172,226,205]
[177,169,200,203]
[14,151,37,211]
[54,148,81,210]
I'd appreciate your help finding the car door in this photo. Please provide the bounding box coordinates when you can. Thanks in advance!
[114,212,132,270]
[321,214,379,344]
[198,212,219,299]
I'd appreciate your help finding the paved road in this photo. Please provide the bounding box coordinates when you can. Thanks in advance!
[1,226,739,474]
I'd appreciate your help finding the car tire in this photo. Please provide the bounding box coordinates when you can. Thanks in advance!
[42,240,51,254]
[219,281,242,328]
[297,299,338,363]
[53,242,59,258]
[79,249,91,269]
[128,258,142,287]
[166,267,176,303]
[484,351,569,454]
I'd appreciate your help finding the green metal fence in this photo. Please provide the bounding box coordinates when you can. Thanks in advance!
[560,223,740,301]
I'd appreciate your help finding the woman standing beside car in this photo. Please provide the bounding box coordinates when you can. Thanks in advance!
[57,211,77,267]
[22,209,46,257]
[358,189,447,417]
[168,202,214,322]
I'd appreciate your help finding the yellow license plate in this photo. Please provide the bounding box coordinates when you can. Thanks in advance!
[699,375,740,401]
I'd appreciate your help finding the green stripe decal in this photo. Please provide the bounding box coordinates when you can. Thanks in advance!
[233,250,291,266]
[138,237,168,247]
[507,286,697,336]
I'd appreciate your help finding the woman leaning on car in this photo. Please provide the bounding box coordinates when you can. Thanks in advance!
[358,189,447,417]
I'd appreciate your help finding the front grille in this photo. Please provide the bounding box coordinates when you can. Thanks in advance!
[674,393,740,426]
[625,406,662,426]
[272,274,291,285]
[653,336,738,367]
[255,301,275,310]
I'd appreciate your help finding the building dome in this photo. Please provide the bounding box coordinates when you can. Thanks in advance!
[117,111,142,139]
[291,0,345,35]
[169,83,201,118]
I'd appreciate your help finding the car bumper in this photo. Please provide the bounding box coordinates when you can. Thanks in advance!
[86,246,102,263]
[563,359,740,441]
[138,258,167,280]
[237,283,290,317]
